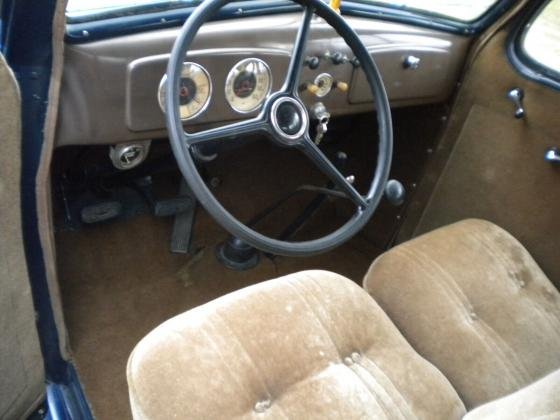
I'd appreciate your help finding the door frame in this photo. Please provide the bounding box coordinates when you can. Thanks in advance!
[1,0,92,417]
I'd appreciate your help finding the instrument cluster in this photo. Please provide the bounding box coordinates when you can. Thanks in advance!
[158,57,273,121]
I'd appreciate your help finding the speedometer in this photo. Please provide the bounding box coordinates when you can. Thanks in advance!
[158,62,212,121]
[225,58,272,113]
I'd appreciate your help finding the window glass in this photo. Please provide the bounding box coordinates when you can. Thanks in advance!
[363,0,499,22]
[67,0,196,18]
[523,0,560,74]
[67,0,503,21]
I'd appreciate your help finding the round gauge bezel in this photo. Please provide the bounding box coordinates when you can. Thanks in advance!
[158,62,212,121]
[225,58,272,114]
[313,73,334,98]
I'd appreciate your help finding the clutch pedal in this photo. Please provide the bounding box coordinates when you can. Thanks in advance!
[80,201,122,224]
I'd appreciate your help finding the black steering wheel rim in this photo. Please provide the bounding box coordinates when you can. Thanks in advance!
[166,0,393,257]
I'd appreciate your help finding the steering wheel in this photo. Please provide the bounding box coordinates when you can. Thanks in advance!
[166,0,393,257]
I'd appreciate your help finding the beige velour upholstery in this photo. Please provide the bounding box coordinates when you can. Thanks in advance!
[127,270,466,419]
[364,219,560,410]
[464,368,560,419]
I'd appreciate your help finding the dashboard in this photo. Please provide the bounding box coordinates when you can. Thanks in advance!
[56,13,470,146]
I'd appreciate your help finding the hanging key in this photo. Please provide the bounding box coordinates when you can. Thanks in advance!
[310,102,331,145]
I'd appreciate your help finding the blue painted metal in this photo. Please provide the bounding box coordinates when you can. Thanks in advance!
[1,0,93,418]
[345,0,518,35]
[45,366,93,420]
[65,0,518,44]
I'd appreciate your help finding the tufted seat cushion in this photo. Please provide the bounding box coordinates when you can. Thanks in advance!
[364,219,560,409]
[127,270,466,419]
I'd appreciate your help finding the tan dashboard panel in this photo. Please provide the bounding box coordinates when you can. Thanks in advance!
[56,13,470,146]
[127,50,290,132]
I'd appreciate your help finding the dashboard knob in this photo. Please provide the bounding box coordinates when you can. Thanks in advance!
[334,81,349,92]
[305,56,321,70]
[305,83,320,95]
[331,52,348,65]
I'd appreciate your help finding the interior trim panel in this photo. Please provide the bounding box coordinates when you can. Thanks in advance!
[56,13,470,146]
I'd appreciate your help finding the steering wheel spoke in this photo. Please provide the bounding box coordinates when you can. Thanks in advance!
[185,117,268,147]
[283,6,315,94]
[300,136,368,208]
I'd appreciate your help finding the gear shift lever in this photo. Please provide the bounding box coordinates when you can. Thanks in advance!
[385,180,406,206]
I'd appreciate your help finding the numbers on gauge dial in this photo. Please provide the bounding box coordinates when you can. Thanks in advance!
[158,62,212,121]
[225,58,272,113]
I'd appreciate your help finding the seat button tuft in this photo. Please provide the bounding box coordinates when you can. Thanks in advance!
[254,399,271,413]
[469,311,478,321]
[351,352,361,363]
[343,357,353,366]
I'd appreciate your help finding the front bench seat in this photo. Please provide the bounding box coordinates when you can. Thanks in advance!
[127,271,466,419]
[128,219,560,419]
[364,219,560,409]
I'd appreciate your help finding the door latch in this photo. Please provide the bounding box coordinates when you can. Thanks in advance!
[507,88,525,119]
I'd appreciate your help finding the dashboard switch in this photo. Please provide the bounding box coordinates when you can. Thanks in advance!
[304,82,320,95]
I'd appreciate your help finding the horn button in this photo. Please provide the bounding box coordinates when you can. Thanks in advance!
[270,97,309,142]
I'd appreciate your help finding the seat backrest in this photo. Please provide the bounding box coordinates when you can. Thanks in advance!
[127,270,465,419]
[365,219,560,409]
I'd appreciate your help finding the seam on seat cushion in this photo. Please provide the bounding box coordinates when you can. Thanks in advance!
[356,356,417,420]
[285,277,343,360]
[346,363,409,420]
[213,310,276,399]
[196,327,257,401]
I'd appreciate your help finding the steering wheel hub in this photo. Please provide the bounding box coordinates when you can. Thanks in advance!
[270,97,309,143]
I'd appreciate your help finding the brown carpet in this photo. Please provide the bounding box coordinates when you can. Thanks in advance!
[58,213,380,419]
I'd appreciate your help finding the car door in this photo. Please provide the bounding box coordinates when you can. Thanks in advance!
[0,53,45,419]
[399,0,560,288]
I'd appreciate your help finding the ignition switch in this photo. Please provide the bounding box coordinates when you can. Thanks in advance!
[310,102,331,145]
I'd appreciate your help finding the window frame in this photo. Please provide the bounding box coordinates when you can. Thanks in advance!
[65,0,518,44]
[508,0,560,91]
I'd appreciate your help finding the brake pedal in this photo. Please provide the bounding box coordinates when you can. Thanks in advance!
[154,196,194,217]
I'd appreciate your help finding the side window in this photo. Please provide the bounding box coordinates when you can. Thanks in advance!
[521,0,560,77]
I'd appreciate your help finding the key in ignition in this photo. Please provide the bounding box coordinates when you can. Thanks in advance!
[310,102,331,145]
